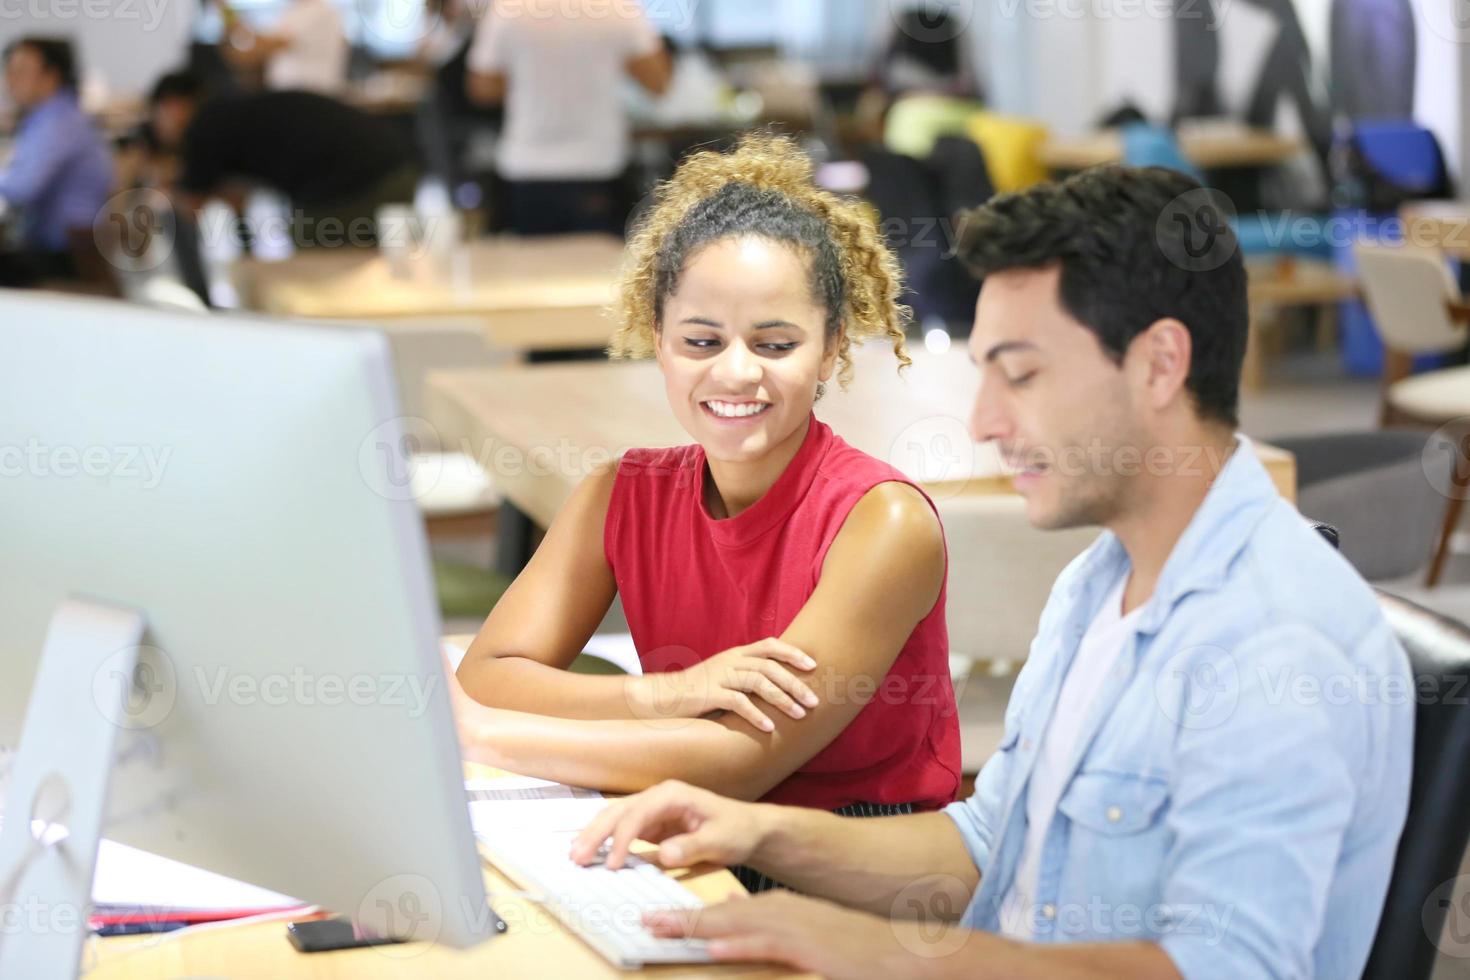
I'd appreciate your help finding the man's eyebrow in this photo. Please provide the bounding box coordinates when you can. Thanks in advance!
[983,341,1040,363]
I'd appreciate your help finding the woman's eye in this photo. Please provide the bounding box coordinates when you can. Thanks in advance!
[758,343,799,354]
[683,338,720,350]
[1008,370,1038,387]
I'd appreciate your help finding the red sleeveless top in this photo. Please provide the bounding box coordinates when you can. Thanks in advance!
[603,416,961,811]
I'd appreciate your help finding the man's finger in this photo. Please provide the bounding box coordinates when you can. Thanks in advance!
[569,799,627,864]
[655,827,726,869]
[604,797,656,870]
[643,902,739,939]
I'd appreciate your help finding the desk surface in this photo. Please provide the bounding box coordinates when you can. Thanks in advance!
[1039,123,1303,171]
[1400,201,1470,259]
[88,764,803,979]
[232,234,627,351]
[428,346,1296,529]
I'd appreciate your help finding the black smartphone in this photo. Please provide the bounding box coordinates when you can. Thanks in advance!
[286,917,408,953]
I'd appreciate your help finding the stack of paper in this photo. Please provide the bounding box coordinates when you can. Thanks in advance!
[467,775,609,842]
[89,840,306,934]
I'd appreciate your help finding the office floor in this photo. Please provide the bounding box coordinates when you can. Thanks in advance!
[440,343,1470,973]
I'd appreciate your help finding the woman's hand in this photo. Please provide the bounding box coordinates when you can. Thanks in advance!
[629,638,820,733]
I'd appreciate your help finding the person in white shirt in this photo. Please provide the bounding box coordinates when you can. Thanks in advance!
[465,0,671,235]
[216,0,349,96]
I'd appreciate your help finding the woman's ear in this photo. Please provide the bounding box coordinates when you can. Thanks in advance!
[818,326,843,382]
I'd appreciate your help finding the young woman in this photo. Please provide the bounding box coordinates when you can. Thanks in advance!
[453,135,960,844]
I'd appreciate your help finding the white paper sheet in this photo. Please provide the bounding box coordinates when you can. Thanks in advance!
[90,840,301,911]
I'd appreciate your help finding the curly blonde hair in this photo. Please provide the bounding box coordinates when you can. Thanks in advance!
[609,133,910,386]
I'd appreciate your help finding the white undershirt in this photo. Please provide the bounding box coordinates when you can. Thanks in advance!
[1000,573,1144,940]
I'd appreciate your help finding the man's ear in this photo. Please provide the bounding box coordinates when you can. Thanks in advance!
[1129,317,1192,412]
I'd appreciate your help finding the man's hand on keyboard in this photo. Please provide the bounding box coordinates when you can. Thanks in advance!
[569,779,767,872]
[643,889,987,979]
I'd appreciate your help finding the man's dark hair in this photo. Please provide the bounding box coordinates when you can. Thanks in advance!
[955,165,1247,428]
[4,37,78,91]
[148,70,207,107]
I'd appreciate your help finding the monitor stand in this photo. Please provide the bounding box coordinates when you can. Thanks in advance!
[0,598,147,980]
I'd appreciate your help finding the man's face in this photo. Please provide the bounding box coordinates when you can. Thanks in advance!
[967,265,1146,530]
[4,46,57,111]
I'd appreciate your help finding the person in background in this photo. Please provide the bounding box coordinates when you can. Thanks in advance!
[212,0,349,96]
[852,6,979,147]
[147,71,417,250]
[465,0,671,235]
[567,166,1413,979]
[0,37,113,287]
[877,6,977,98]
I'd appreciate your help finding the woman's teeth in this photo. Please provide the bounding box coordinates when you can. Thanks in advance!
[705,401,770,419]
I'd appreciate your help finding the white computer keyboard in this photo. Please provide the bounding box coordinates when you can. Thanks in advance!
[480,832,712,969]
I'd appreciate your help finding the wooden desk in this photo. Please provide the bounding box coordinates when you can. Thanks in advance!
[1401,201,1470,260]
[1039,122,1303,172]
[231,234,626,353]
[88,763,801,979]
[428,346,1297,533]
[1243,258,1360,390]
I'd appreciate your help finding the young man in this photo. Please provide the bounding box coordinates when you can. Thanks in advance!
[568,166,1414,979]
[0,37,113,286]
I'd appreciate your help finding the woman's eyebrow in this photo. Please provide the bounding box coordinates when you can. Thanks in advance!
[677,317,806,331]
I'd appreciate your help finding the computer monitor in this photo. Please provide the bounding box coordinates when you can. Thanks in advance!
[0,293,501,954]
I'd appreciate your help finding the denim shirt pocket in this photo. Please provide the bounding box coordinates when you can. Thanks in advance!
[1051,771,1173,941]
[1059,771,1169,835]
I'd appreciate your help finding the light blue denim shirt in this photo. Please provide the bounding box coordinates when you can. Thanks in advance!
[945,437,1414,979]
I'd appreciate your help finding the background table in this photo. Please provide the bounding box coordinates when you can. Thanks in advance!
[1039,122,1303,171]
[231,234,626,353]
[88,762,805,979]
[428,346,1298,539]
[1401,201,1470,260]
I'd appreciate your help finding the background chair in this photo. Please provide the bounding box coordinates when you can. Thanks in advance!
[928,135,996,217]
[860,146,979,334]
[1354,241,1470,585]
[1271,431,1452,582]
[1363,590,1470,980]
[936,494,1099,771]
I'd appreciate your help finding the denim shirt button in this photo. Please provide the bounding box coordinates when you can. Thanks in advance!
[1042,904,1056,920]
[1106,806,1123,823]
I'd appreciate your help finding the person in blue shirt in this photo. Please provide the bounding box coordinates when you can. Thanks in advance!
[563,165,1415,979]
[0,37,113,285]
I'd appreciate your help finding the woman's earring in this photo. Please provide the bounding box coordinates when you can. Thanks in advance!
[815,381,827,401]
